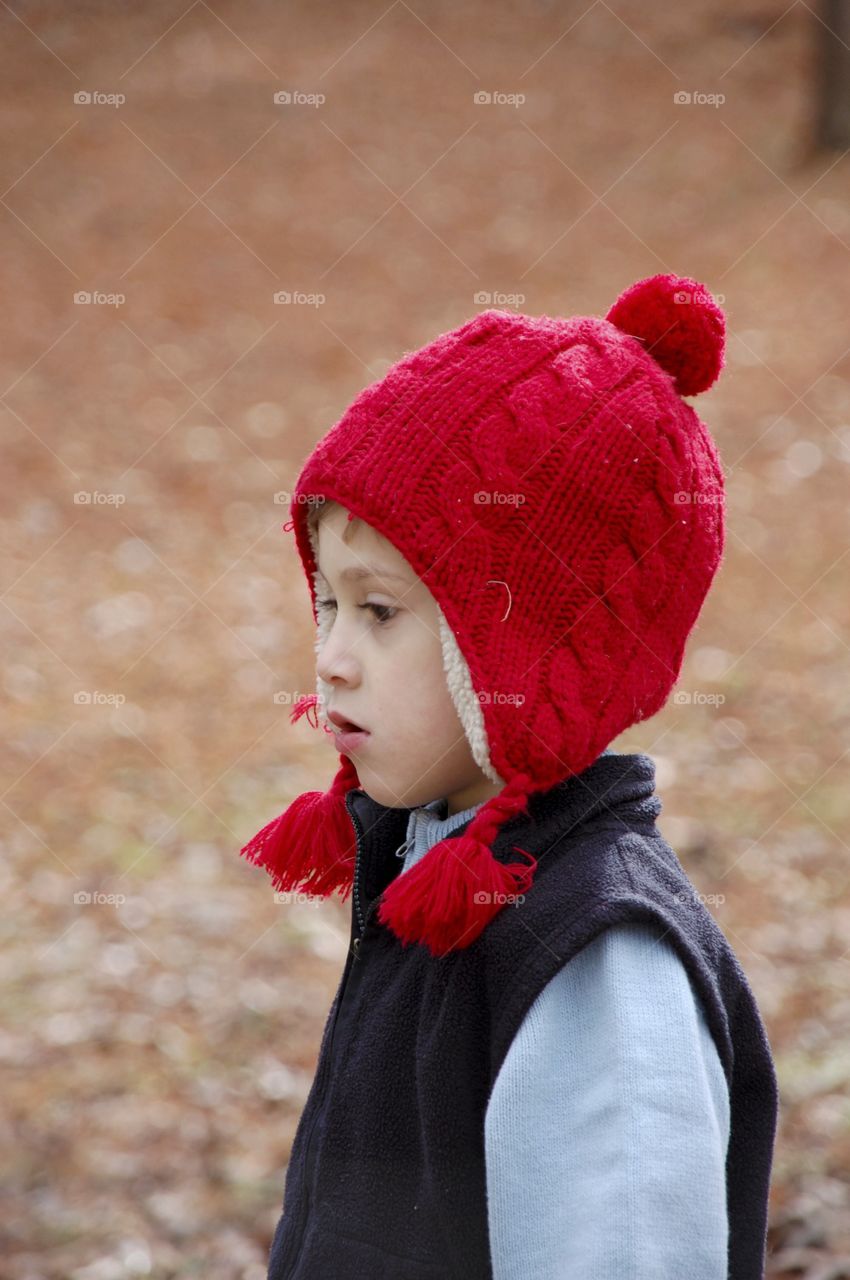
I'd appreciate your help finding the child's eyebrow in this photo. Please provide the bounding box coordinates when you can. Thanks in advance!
[319,563,412,585]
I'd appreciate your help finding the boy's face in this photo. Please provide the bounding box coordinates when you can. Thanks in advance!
[314,504,502,816]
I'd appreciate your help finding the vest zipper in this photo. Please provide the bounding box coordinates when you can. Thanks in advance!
[351,795,367,944]
[279,791,365,1276]
[352,897,380,957]
[350,796,392,957]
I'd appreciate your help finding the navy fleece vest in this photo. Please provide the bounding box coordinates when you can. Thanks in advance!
[267,751,778,1280]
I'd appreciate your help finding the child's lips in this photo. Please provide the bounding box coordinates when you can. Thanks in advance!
[331,725,371,753]
[328,709,368,734]
[328,709,371,752]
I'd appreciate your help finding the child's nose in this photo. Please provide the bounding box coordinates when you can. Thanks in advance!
[316,629,360,686]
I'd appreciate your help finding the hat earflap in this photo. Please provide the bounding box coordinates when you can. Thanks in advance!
[239,694,359,901]
[378,771,538,958]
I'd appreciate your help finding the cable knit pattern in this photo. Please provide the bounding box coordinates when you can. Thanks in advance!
[288,274,727,790]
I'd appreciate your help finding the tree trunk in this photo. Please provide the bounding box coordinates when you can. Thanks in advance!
[815,0,850,149]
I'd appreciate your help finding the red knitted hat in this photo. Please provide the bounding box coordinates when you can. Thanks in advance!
[241,273,726,957]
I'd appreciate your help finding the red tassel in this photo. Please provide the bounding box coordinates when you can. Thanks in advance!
[240,697,359,898]
[378,775,538,957]
[290,693,324,730]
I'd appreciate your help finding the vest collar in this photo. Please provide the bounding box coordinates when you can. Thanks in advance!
[345,749,661,918]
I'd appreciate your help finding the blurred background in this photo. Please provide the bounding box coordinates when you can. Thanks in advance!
[2,1,849,1276]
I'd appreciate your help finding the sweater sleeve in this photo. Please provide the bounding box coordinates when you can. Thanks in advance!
[484,920,730,1280]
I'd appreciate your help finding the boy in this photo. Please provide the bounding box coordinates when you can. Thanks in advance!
[241,273,779,1279]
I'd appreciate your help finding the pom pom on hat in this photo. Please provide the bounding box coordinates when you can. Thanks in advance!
[605,272,725,396]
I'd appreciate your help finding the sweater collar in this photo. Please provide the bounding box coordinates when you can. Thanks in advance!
[402,797,485,864]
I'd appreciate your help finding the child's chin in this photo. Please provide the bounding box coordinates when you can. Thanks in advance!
[358,772,419,811]
[361,785,405,810]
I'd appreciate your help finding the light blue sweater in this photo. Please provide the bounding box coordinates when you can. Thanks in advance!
[400,789,730,1278]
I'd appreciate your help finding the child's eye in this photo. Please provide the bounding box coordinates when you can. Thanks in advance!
[364,602,398,624]
[315,597,398,626]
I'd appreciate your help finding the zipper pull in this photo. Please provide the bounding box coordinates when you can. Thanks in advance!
[394,838,412,860]
[353,897,382,958]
